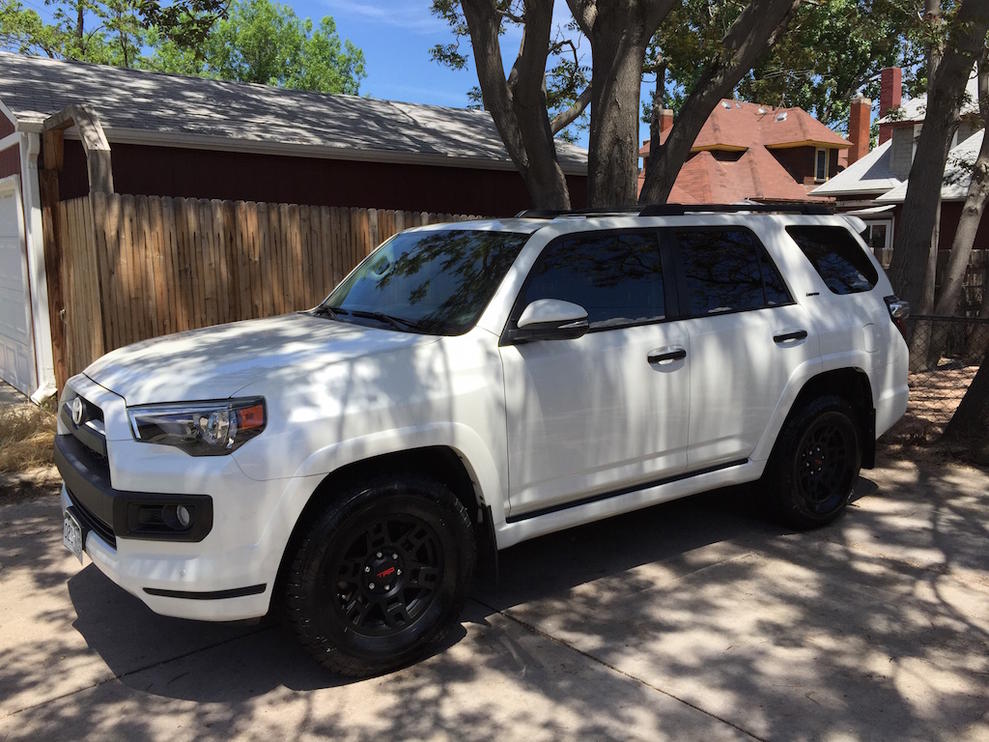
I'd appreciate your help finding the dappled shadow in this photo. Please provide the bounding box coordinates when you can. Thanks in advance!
[481,455,989,741]
[3,456,986,739]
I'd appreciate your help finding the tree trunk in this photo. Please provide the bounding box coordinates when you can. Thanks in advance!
[566,0,673,209]
[933,52,989,319]
[585,29,649,208]
[942,345,989,463]
[638,0,802,205]
[886,0,989,311]
[933,131,989,314]
[461,0,571,210]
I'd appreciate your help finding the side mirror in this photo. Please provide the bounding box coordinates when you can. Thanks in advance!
[509,299,589,343]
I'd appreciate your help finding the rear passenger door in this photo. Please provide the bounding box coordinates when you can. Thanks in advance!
[670,227,818,468]
[499,230,689,518]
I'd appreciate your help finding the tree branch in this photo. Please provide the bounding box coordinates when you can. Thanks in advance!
[639,0,803,204]
[549,84,591,133]
[564,0,595,36]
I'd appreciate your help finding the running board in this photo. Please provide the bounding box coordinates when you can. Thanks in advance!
[495,458,758,550]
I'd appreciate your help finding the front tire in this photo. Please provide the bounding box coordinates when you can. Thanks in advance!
[284,474,475,677]
[765,396,862,530]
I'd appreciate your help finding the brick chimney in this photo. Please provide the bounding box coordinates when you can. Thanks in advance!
[878,67,901,145]
[660,109,674,133]
[847,95,871,165]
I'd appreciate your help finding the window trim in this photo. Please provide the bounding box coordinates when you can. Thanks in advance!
[666,225,797,321]
[815,148,829,182]
[499,227,674,345]
[862,218,893,251]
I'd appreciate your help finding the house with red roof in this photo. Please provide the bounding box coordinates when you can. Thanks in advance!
[638,99,853,203]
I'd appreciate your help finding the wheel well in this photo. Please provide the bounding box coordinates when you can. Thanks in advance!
[272,446,496,609]
[790,368,876,467]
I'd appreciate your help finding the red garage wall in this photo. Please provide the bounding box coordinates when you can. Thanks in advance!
[56,140,588,216]
[0,113,14,138]
[0,112,18,178]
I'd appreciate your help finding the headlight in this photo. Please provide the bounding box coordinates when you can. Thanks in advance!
[128,398,266,456]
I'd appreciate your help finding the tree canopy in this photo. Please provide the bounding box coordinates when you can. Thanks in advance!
[646,0,921,132]
[430,1,925,209]
[0,0,366,94]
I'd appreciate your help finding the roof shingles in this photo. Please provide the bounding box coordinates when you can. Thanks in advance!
[0,52,587,173]
[638,99,845,203]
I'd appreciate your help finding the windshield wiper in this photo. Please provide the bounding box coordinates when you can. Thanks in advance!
[310,305,432,333]
[309,305,339,319]
[343,309,432,333]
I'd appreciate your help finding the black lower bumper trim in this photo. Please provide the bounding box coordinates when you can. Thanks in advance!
[143,584,267,600]
[55,433,214,542]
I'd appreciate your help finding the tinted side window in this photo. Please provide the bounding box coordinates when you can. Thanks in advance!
[519,232,664,329]
[786,226,879,294]
[676,229,790,316]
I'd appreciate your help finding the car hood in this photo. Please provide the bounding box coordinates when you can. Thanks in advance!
[84,313,438,406]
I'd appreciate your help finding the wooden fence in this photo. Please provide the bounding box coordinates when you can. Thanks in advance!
[54,193,476,384]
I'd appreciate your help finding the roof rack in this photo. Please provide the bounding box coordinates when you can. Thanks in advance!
[638,202,835,216]
[515,202,835,219]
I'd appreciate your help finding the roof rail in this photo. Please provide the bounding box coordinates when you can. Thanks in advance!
[514,209,568,218]
[515,202,835,219]
[514,208,641,219]
[638,202,835,216]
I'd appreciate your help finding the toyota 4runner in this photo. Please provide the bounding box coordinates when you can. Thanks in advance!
[55,204,909,676]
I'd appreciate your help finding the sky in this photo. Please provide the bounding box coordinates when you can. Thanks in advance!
[313,0,618,151]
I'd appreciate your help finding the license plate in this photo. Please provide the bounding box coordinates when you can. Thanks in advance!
[63,510,84,564]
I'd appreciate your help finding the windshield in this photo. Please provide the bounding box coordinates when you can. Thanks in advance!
[318,229,530,335]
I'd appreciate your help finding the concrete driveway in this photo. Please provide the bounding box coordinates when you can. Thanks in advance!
[1,453,986,741]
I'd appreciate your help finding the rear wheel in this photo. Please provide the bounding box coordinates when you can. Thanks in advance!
[284,474,475,677]
[765,396,862,529]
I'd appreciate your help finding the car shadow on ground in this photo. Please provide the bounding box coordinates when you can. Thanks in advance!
[65,482,774,699]
[51,461,988,741]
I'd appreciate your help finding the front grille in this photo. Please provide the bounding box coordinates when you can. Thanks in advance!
[60,394,108,459]
[67,488,116,549]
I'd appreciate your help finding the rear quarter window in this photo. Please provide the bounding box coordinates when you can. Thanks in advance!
[785,225,879,295]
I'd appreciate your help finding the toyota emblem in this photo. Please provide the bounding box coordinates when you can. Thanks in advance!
[70,397,84,426]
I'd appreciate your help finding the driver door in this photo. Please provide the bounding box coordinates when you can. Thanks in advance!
[498,230,689,519]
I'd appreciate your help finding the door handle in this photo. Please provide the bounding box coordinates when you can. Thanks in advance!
[647,347,687,364]
[773,329,808,343]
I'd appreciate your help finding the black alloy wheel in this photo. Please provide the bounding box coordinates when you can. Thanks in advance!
[765,395,862,529]
[794,416,857,516]
[330,514,444,638]
[284,474,475,677]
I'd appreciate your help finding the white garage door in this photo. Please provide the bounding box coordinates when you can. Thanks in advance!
[0,178,35,395]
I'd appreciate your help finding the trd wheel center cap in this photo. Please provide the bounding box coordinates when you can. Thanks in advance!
[363,551,404,595]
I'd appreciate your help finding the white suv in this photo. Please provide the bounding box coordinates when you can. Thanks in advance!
[55,206,909,676]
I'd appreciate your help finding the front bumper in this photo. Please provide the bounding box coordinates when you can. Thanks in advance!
[61,487,271,621]
[54,373,298,622]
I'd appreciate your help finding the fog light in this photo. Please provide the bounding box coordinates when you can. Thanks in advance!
[176,505,191,529]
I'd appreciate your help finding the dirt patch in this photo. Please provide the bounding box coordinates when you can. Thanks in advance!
[0,400,59,503]
[882,363,979,444]
[0,467,61,503]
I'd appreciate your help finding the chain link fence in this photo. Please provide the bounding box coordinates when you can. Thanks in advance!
[891,315,987,443]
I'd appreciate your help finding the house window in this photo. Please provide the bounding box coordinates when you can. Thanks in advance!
[815,148,828,182]
[862,219,893,253]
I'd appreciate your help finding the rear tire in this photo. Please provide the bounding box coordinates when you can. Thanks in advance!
[284,474,475,677]
[764,395,862,530]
